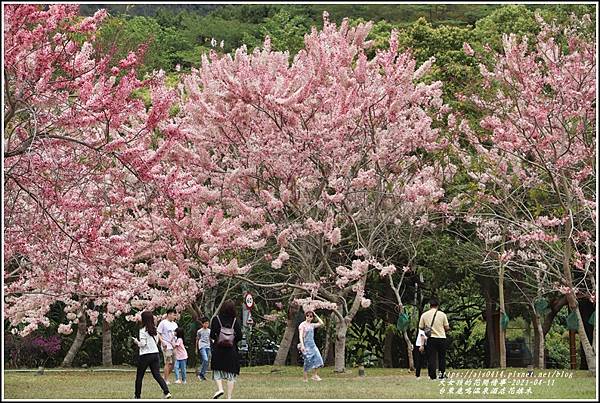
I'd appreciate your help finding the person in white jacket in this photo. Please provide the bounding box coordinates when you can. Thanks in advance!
[132,311,172,399]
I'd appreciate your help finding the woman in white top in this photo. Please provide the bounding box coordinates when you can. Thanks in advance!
[413,328,427,379]
[132,311,172,399]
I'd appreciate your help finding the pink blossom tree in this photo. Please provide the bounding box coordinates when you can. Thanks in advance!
[454,14,596,373]
[176,12,450,371]
[2,4,187,347]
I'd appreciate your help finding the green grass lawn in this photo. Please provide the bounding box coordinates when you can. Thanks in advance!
[3,366,596,400]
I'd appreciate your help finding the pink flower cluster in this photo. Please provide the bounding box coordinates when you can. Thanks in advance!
[293,298,338,312]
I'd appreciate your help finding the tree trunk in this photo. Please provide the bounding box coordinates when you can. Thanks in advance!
[498,262,506,369]
[62,313,87,367]
[188,302,203,323]
[383,287,396,368]
[383,325,395,368]
[571,304,596,374]
[560,192,596,374]
[322,326,331,365]
[402,330,415,370]
[531,309,545,369]
[482,278,499,367]
[290,328,299,365]
[332,276,367,372]
[322,312,335,366]
[579,299,595,370]
[273,300,300,366]
[334,317,349,372]
[186,302,204,368]
[396,302,414,370]
[325,313,335,366]
[102,318,112,367]
[387,270,414,370]
[273,319,296,366]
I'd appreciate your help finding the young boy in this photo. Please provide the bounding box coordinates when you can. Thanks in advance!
[196,317,211,381]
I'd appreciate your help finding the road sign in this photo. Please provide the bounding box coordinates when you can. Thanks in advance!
[244,292,254,310]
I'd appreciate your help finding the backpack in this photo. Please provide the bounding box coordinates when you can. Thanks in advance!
[423,309,439,338]
[216,316,236,348]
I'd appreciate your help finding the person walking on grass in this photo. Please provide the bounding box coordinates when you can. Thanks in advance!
[157,309,178,384]
[196,317,211,381]
[132,311,172,399]
[418,298,450,380]
[298,310,324,382]
[413,327,427,379]
[210,300,243,399]
[173,327,188,384]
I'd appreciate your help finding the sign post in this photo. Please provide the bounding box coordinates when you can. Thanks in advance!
[243,292,255,365]
[244,291,254,325]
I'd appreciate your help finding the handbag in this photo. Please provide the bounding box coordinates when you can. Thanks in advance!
[423,309,438,338]
[216,316,236,348]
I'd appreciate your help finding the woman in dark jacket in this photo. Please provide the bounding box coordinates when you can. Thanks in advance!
[210,299,243,399]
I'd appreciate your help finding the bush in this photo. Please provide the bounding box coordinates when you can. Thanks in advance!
[4,334,62,368]
[545,329,570,369]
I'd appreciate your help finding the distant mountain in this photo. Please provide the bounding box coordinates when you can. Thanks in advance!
[79,4,224,17]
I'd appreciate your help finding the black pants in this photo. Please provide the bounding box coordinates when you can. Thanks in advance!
[427,337,447,379]
[413,346,426,377]
[135,352,170,398]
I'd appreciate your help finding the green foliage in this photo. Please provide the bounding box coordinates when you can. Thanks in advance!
[450,317,485,351]
[446,316,487,368]
[417,243,487,369]
[96,16,188,75]
[416,233,482,292]
[252,306,286,347]
[88,3,591,82]
[472,5,539,51]
[535,4,596,33]
[505,316,528,341]
[398,18,478,103]
[543,307,575,368]
[109,316,138,366]
[80,4,223,18]
[131,87,151,109]
[260,10,312,56]
[545,328,570,369]
[173,45,211,69]
[210,4,281,24]
[179,13,260,54]
[346,318,387,367]
[364,19,395,50]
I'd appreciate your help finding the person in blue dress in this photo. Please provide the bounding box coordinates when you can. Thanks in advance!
[298,310,324,382]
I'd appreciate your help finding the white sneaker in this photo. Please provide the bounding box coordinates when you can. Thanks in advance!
[163,392,172,399]
[175,380,182,384]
